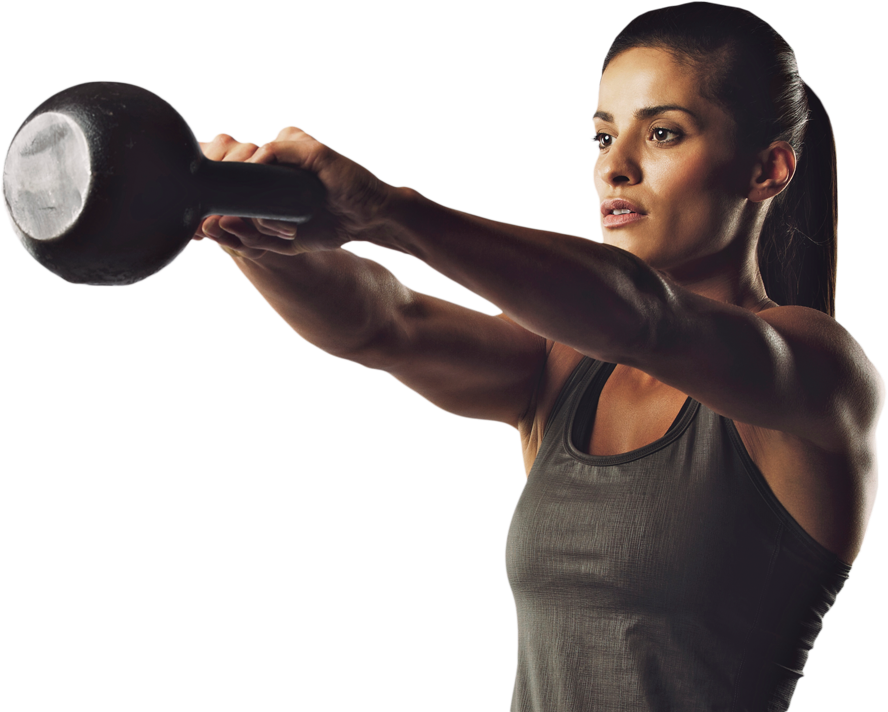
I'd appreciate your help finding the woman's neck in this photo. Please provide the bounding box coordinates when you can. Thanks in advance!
[662,235,773,313]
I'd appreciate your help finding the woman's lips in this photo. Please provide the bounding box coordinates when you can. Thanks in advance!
[603,211,646,227]
[600,198,646,228]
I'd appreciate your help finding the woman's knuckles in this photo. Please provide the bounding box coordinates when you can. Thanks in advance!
[276,126,309,141]
[205,129,388,246]
[210,133,237,150]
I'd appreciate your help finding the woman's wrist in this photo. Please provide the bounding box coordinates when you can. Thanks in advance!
[364,185,425,253]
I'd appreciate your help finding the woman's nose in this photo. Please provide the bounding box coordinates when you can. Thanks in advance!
[592,141,641,185]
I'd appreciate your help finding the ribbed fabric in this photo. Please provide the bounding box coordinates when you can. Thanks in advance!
[506,358,851,711]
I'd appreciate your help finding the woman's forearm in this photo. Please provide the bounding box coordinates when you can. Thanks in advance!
[373,188,669,362]
[228,247,412,365]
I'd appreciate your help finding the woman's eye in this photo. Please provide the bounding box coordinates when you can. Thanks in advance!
[593,132,613,149]
[652,127,681,143]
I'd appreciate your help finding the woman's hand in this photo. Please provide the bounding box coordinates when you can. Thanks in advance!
[194,128,397,260]
[193,135,268,259]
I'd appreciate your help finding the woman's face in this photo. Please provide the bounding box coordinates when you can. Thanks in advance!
[594,47,754,277]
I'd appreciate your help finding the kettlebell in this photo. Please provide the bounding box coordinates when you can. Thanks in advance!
[3,82,325,285]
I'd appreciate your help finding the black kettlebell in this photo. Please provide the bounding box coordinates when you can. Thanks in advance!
[3,82,325,285]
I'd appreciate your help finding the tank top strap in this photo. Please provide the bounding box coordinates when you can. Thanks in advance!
[530,357,616,479]
[542,356,602,439]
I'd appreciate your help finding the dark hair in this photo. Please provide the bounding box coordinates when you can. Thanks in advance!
[603,2,837,316]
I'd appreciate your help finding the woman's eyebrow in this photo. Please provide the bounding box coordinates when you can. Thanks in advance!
[594,105,701,124]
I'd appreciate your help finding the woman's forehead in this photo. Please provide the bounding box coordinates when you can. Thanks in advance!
[598,47,700,106]
[597,47,723,126]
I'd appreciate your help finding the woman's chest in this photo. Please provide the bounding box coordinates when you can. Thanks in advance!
[585,364,689,456]
[525,353,861,566]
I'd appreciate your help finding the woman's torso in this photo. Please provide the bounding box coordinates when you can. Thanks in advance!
[519,341,867,565]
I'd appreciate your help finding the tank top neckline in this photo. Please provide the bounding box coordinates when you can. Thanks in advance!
[563,358,701,466]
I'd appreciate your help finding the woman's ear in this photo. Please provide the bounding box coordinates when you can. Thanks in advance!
[747,141,796,203]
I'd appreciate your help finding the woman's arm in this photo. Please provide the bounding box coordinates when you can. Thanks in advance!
[197,134,549,429]
[209,130,882,452]
[376,188,660,364]
[378,188,882,453]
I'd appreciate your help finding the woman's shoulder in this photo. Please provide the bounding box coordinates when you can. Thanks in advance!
[756,304,883,445]
[757,303,873,367]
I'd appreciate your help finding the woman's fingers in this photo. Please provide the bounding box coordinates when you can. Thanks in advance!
[192,136,268,243]
[200,218,267,260]
[209,216,295,244]
[274,126,314,142]
[255,218,298,237]
[200,134,261,162]
[212,215,306,256]
[251,133,331,174]
[192,127,363,255]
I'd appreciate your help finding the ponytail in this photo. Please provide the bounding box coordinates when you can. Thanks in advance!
[758,83,838,316]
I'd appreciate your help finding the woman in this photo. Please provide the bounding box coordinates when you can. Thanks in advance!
[195,2,881,709]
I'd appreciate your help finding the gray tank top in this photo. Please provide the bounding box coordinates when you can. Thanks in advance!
[505,357,851,711]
